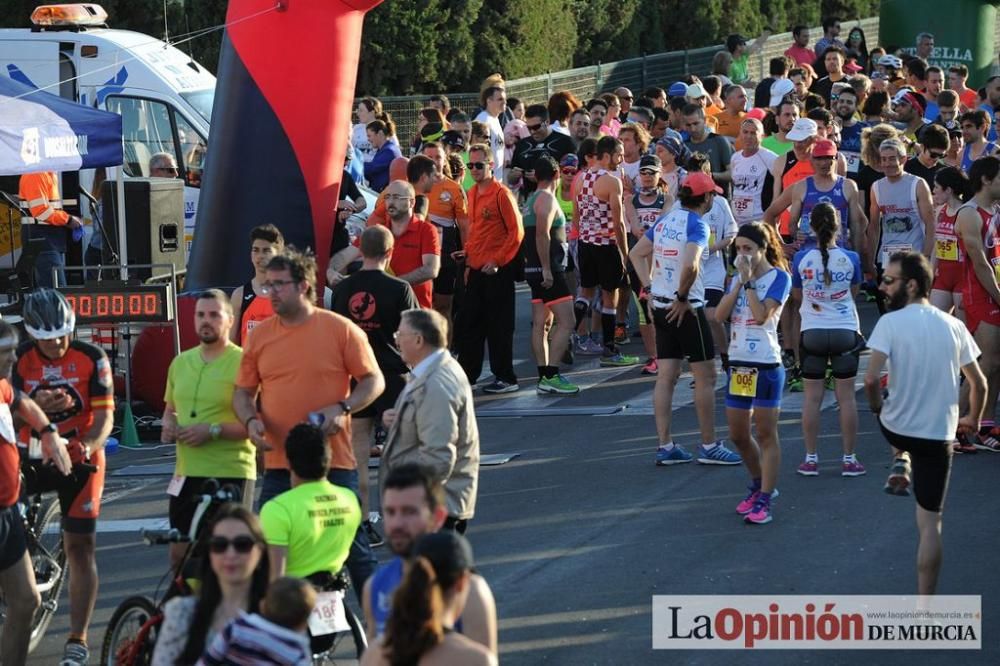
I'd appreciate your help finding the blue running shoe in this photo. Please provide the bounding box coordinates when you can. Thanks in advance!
[696,441,742,465]
[655,445,694,466]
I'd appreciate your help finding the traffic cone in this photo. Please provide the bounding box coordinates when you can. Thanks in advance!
[120,403,141,448]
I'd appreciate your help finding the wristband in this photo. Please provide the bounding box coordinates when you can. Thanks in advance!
[41,422,58,435]
[743,282,755,291]
[674,292,688,303]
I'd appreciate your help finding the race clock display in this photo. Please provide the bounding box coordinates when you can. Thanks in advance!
[59,283,174,324]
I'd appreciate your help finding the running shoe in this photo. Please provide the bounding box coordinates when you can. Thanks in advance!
[841,460,867,477]
[600,352,641,367]
[736,487,779,514]
[537,375,581,395]
[482,380,520,394]
[363,519,384,548]
[953,430,978,454]
[884,458,912,496]
[60,641,89,666]
[641,358,658,375]
[696,441,742,465]
[745,496,773,524]
[797,460,819,476]
[614,325,630,345]
[787,367,804,392]
[655,445,694,466]
[577,337,604,355]
[973,428,1000,453]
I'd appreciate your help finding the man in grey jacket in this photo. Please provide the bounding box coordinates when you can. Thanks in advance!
[379,308,479,533]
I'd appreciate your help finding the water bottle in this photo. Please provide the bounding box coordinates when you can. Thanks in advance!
[105,436,119,455]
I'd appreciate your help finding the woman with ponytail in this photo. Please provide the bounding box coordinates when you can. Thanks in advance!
[715,222,792,525]
[930,167,970,316]
[791,203,866,479]
[363,533,495,666]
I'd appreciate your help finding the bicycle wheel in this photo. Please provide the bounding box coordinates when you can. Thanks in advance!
[28,498,65,653]
[100,596,159,666]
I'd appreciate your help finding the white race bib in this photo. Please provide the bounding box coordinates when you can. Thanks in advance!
[844,151,861,174]
[881,243,914,268]
[308,590,350,636]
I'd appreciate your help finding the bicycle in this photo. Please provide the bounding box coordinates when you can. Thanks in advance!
[0,461,97,654]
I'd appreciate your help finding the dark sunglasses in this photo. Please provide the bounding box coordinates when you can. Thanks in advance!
[928,150,946,160]
[639,169,659,175]
[208,535,257,554]
[561,167,578,175]
[620,95,634,101]
[526,123,544,132]
[466,161,488,170]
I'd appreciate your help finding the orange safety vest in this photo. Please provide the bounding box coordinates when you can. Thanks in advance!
[18,172,70,226]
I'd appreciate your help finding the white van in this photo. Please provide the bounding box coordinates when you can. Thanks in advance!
[0,3,215,255]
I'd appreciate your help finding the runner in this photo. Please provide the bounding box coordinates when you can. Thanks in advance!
[833,87,868,182]
[0,319,70,666]
[955,156,1000,452]
[229,224,284,345]
[630,172,742,467]
[521,156,580,394]
[15,289,114,665]
[715,223,792,524]
[929,167,969,315]
[730,118,777,225]
[864,251,986,594]
[959,110,997,173]
[421,142,469,329]
[791,203,866,477]
[572,136,640,367]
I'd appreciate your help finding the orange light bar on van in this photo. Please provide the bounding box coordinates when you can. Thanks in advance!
[31,4,108,27]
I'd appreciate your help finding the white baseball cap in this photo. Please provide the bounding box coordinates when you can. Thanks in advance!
[686,83,708,99]
[769,78,795,108]
[785,118,819,142]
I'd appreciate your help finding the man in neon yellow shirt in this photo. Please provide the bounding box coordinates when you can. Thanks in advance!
[161,289,256,567]
[261,423,362,585]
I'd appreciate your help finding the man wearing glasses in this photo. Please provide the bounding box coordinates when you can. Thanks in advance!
[149,152,181,178]
[905,124,949,189]
[456,144,524,394]
[234,247,384,594]
[508,104,575,199]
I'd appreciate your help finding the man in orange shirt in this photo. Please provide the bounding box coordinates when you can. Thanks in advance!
[234,248,385,592]
[421,141,469,328]
[18,171,83,288]
[714,85,748,149]
[457,143,524,393]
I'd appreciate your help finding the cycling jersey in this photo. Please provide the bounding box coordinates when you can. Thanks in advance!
[873,174,925,266]
[0,380,23,508]
[731,148,777,224]
[238,281,274,345]
[798,176,850,246]
[259,479,362,578]
[727,268,792,365]
[632,191,666,232]
[645,207,709,305]
[426,178,467,229]
[792,247,862,331]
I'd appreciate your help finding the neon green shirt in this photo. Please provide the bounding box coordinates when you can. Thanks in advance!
[164,343,255,479]
[730,54,749,84]
[260,479,362,578]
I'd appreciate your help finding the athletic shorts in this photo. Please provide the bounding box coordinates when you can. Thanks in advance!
[355,371,406,419]
[433,226,460,296]
[964,300,1000,335]
[932,260,963,294]
[879,422,952,513]
[799,329,865,380]
[23,447,106,534]
[527,272,572,306]
[725,364,785,410]
[653,306,715,363]
[577,242,625,292]
[168,476,256,536]
[704,288,724,308]
[0,504,27,572]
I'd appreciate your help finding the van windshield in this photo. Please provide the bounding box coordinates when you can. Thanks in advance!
[181,89,214,124]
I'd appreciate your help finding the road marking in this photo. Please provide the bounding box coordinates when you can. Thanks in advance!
[95,518,170,534]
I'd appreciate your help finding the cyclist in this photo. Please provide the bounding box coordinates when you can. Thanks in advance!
[0,319,71,666]
[260,423,362,585]
[228,224,284,345]
[14,289,114,666]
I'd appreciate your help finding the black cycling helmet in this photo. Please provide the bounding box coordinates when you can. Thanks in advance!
[22,288,75,340]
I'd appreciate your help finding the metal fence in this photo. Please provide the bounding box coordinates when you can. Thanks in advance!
[371,16,883,145]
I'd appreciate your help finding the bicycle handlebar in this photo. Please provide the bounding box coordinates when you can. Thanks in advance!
[141,528,190,546]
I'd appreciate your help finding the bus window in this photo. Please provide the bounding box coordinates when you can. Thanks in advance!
[174,114,206,188]
[106,96,175,177]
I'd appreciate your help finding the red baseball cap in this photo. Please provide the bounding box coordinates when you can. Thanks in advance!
[746,107,768,121]
[683,171,723,196]
[813,139,838,157]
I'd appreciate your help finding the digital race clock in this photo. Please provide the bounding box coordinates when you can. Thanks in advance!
[58,283,175,324]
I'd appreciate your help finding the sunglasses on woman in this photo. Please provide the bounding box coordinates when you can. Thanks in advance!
[208,535,257,554]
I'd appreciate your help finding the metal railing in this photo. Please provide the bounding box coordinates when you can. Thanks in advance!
[362,17,883,146]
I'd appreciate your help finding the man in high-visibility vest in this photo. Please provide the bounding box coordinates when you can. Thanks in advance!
[18,171,82,288]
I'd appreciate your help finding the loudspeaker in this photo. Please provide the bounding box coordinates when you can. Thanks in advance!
[101,178,186,281]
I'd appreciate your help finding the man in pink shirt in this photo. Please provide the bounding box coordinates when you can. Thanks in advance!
[785,26,815,67]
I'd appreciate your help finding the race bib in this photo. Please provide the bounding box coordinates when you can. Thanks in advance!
[308,590,350,636]
[732,195,752,216]
[166,475,186,497]
[936,237,958,261]
[729,367,759,398]
[881,243,913,268]
[844,151,861,174]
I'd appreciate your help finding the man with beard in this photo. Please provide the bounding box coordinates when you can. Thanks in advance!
[864,252,985,594]
[363,464,497,653]
[833,87,867,182]
[235,248,384,592]
[162,289,256,567]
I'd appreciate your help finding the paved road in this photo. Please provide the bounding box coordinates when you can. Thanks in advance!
[27,290,1000,664]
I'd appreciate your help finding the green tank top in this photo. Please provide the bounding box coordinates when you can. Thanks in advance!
[554,179,574,221]
[523,189,566,230]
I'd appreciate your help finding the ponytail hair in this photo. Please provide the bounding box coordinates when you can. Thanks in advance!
[810,203,841,285]
[738,222,789,272]
[384,557,445,666]
[934,165,970,202]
